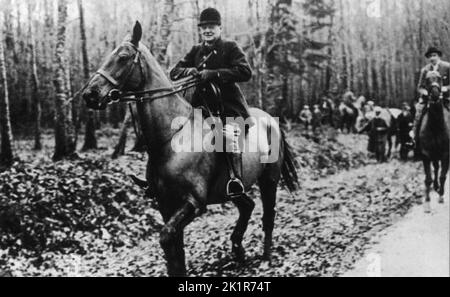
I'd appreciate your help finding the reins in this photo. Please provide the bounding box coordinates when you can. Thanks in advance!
[115,77,203,104]
[83,42,217,148]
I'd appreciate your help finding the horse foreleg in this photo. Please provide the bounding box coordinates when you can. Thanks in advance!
[160,196,201,277]
[423,159,432,213]
[439,159,449,203]
[433,160,440,192]
[230,195,255,262]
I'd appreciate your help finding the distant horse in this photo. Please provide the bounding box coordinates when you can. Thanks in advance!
[81,22,299,276]
[338,102,359,133]
[338,92,361,133]
[418,70,450,212]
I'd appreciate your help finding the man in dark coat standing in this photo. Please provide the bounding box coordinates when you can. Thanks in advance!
[359,107,389,163]
[170,8,253,198]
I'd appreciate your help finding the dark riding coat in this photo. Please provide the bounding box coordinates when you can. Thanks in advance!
[414,61,450,141]
[361,117,389,153]
[417,61,450,95]
[170,38,252,119]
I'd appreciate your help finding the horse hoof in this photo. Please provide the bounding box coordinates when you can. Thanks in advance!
[424,202,431,213]
[232,244,246,263]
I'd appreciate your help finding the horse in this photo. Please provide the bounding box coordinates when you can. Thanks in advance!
[338,102,359,133]
[81,22,299,276]
[338,92,360,133]
[417,70,450,212]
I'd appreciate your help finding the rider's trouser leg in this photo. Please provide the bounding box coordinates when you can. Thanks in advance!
[224,122,245,198]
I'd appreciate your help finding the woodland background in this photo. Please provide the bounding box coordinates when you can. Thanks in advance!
[0,0,446,276]
[1,0,450,163]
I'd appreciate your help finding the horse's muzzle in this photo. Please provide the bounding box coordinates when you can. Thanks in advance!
[82,89,109,110]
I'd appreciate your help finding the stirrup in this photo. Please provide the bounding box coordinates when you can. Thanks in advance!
[226,177,245,199]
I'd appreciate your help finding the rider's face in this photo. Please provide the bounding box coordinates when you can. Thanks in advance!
[428,53,441,65]
[199,24,222,43]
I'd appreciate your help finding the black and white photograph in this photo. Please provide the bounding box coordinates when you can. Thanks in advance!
[0,0,449,281]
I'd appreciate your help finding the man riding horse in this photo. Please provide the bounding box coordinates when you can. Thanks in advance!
[170,8,252,199]
[413,46,450,150]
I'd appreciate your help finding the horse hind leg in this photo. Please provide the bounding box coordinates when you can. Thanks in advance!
[230,194,255,262]
[258,176,278,261]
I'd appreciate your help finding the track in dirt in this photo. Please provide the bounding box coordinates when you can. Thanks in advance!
[344,175,449,277]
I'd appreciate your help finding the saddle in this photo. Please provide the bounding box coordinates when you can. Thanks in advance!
[130,82,246,200]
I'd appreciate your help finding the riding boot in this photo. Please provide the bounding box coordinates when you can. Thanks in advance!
[225,152,245,199]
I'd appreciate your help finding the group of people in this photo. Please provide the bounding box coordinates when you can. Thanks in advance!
[297,94,417,162]
[295,45,449,163]
[169,5,450,196]
[298,104,324,133]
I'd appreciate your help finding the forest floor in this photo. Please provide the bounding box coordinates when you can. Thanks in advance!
[0,126,432,277]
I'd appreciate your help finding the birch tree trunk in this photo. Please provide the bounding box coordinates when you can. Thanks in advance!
[53,0,76,161]
[156,0,174,67]
[78,0,97,151]
[28,2,42,151]
[0,24,14,167]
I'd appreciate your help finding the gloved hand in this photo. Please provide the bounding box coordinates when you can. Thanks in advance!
[185,68,199,77]
[442,86,449,93]
[199,70,219,82]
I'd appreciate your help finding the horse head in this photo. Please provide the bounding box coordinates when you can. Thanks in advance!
[425,70,443,103]
[82,22,145,110]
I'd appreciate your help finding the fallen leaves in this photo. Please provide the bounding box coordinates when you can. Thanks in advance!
[0,128,425,277]
[0,157,161,257]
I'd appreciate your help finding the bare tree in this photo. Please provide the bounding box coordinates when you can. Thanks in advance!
[0,21,14,167]
[78,0,97,151]
[156,0,175,67]
[28,1,42,151]
[53,0,76,161]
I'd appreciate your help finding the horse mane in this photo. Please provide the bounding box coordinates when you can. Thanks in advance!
[135,40,192,109]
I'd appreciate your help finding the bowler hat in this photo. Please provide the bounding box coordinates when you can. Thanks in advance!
[199,8,221,27]
[425,46,443,58]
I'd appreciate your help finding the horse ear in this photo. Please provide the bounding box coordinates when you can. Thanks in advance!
[131,21,142,46]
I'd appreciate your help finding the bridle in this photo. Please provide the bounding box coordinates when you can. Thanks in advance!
[91,42,203,105]
[84,42,221,147]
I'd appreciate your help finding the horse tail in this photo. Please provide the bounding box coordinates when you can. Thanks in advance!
[280,129,300,193]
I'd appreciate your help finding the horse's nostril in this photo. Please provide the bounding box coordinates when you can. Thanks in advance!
[83,89,98,102]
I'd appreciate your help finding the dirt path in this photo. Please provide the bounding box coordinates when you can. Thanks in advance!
[6,159,427,277]
[343,176,449,277]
